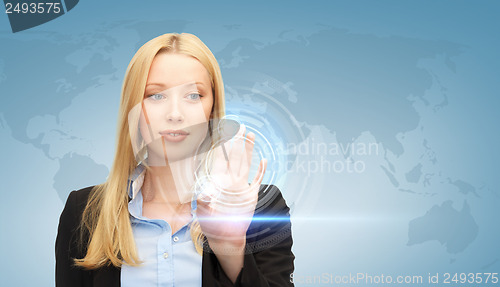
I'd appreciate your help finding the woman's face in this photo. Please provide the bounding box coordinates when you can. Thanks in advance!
[139,53,214,165]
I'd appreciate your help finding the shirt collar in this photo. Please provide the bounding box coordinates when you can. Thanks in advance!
[128,163,146,200]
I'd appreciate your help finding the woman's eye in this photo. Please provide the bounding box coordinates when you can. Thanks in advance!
[187,93,202,101]
[148,93,164,101]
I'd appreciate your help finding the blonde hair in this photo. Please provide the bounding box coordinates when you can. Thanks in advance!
[74,33,225,269]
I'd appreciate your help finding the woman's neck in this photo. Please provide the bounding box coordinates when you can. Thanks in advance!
[142,158,197,205]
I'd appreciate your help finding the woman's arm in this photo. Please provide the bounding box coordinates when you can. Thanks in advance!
[202,185,295,287]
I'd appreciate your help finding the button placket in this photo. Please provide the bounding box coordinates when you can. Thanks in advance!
[158,227,172,261]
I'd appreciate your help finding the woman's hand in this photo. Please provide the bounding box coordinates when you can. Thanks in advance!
[196,124,267,254]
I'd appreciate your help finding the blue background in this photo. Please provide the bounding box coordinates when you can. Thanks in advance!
[1,1,499,286]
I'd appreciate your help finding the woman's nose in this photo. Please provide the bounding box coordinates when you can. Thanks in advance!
[167,111,184,123]
[166,99,184,123]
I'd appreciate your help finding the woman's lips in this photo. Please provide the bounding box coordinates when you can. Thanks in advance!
[159,129,189,143]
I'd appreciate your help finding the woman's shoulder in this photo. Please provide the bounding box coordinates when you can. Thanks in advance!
[62,186,97,219]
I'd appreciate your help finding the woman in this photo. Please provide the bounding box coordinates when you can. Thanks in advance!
[55,33,294,287]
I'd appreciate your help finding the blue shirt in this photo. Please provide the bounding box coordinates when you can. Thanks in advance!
[121,164,202,287]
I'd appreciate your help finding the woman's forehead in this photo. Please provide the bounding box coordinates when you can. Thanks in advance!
[146,53,211,89]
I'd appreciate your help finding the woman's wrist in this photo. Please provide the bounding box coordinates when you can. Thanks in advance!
[207,236,246,255]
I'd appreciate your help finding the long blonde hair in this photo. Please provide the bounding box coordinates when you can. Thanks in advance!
[74,33,225,269]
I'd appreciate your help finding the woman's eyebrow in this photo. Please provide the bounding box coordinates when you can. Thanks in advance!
[195,82,206,87]
[146,83,166,88]
[145,82,207,88]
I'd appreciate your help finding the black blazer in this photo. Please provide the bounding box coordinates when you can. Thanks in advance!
[55,184,295,287]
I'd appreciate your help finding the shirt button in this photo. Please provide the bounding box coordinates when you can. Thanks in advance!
[173,236,179,242]
[163,252,169,259]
